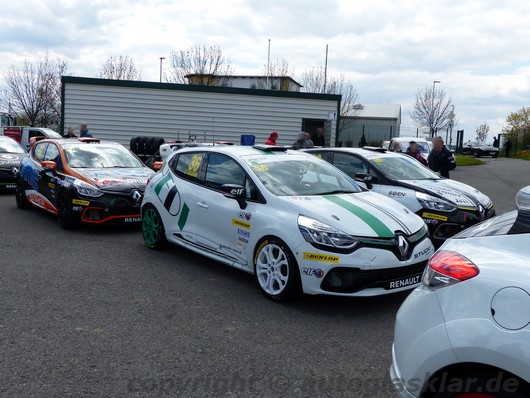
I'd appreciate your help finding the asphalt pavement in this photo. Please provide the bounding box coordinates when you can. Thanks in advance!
[0,157,527,398]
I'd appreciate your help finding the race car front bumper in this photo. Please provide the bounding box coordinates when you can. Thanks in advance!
[73,191,143,224]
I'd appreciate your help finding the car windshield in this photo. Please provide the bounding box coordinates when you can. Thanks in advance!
[0,139,26,154]
[370,155,440,180]
[243,154,361,196]
[64,145,144,168]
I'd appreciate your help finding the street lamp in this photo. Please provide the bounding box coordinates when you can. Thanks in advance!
[432,80,441,136]
[159,57,165,83]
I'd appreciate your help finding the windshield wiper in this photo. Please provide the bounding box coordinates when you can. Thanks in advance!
[318,189,358,195]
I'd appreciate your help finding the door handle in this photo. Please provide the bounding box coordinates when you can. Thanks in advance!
[197,201,208,209]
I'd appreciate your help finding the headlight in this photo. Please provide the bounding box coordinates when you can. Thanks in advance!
[74,180,103,197]
[415,192,456,212]
[298,215,359,250]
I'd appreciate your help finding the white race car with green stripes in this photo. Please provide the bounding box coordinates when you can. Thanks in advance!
[141,145,435,301]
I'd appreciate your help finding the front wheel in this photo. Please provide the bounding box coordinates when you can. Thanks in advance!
[15,178,30,209]
[253,237,301,301]
[142,205,167,249]
[57,193,78,229]
[474,151,481,158]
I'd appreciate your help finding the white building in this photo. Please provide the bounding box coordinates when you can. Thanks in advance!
[338,104,401,147]
[61,77,340,147]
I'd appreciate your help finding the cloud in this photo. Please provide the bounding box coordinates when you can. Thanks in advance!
[2,0,530,139]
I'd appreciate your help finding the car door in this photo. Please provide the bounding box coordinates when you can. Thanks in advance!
[39,143,63,204]
[192,152,263,266]
[159,151,205,243]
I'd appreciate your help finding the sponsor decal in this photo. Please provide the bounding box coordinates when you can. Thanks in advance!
[301,267,324,278]
[303,252,340,264]
[177,203,190,230]
[0,154,18,160]
[57,179,71,188]
[48,182,56,189]
[254,240,269,265]
[219,244,242,255]
[124,217,142,223]
[238,237,249,244]
[422,212,448,222]
[389,191,405,197]
[72,199,90,206]
[19,160,39,190]
[238,211,252,221]
[72,206,83,212]
[0,154,19,165]
[252,165,269,172]
[154,172,180,215]
[232,218,251,230]
[184,155,203,178]
[237,229,250,238]
[414,246,434,260]
[388,274,422,289]
[423,218,438,225]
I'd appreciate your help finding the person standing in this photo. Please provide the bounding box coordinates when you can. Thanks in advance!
[265,131,278,146]
[358,133,367,147]
[64,127,77,138]
[292,132,314,149]
[407,141,428,166]
[312,127,325,147]
[493,136,499,148]
[504,138,512,158]
[428,136,456,178]
[79,122,93,138]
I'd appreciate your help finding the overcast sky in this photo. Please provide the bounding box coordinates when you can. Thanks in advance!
[2,0,530,141]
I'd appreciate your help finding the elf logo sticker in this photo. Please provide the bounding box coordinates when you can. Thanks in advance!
[155,173,181,215]
[232,218,251,230]
[301,267,325,278]
[422,212,448,222]
[303,252,340,263]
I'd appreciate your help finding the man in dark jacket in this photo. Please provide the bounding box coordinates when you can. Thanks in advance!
[428,137,456,178]
[504,138,512,158]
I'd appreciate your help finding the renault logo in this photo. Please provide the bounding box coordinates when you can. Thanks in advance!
[397,235,410,257]
[131,190,142,204]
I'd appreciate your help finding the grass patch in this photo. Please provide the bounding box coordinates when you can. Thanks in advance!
[455,154,484,166]
[513,150,530,160]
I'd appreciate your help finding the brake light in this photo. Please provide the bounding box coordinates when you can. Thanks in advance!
[422,250,479,289]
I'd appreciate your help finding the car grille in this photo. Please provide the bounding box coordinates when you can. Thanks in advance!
[320,261,428,293]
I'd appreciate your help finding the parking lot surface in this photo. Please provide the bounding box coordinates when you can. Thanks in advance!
[0,157,526,397]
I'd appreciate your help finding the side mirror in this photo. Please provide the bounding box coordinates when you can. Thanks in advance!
[221,184,247,209]
[152,161,163,171]
[41,161,57,172]
[354,173,375,190]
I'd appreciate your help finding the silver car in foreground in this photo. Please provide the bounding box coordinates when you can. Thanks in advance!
[390,185,530,397]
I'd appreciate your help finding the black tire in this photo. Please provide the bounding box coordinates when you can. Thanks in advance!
[142,204,167,249]
[153,137,165,153]
[492,154,498,158]
[130,136,141,154]
[57,193,78,229]
[15,178,30,209]
[428,370,530,398]
[253,237,301,302]
[474,151,480,158]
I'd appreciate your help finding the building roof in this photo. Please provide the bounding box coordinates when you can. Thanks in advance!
[348,104,401,120]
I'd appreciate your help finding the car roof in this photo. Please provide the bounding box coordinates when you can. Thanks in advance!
[391,136,430,143]
[36,138,125,148]
[306,147,402,159]
[173,145,309,158]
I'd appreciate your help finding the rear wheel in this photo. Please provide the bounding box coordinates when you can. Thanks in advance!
[474,151,480,158]
[15,178,30,209]
[142,205,167,249]
[253,237,301,301]
[57,193,77,229]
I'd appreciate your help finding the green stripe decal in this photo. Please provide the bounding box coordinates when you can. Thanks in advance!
[324,195,394,238]
[178,203,190,230]
[155,173,173,195]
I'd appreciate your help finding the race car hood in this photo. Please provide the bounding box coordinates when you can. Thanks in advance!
[398,179,492,209]
[278,191,425,238]
[0,153,27,170]
[76,167,154,191]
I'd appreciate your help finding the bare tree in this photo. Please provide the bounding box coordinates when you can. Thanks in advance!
[300,67,360,131]
[4,52,68,128]
[167,45,235,86]
[475,122,489,143]
[99,55,141,80]
[256,59,295,90]
[411,86,453,137]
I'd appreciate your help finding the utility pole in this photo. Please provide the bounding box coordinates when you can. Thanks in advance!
[159,57,165,83]
[266,39,271,89]
[323,44,329,94]
[432,80,440,136]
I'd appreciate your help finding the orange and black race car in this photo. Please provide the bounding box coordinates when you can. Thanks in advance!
[16,137,155,228]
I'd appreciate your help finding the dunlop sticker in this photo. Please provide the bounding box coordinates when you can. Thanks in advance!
[422,212,448,222]
[72,199,90,206]
[303,252,340,263]
[232,218,251,230]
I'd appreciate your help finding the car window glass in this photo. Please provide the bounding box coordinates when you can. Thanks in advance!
[32,143,48,162]
[205,153,245,189]
[29,130,45,139]
[43,144,63,171]
[174,152,205,182]
[310,151,332,162]
[333,153,369,177]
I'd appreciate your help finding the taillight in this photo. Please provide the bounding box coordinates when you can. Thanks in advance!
[422,250,479,290]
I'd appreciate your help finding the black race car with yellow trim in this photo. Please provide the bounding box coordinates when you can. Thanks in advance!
[0,136,27,191]
[306,147,495,247]
[16,137,154,228]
